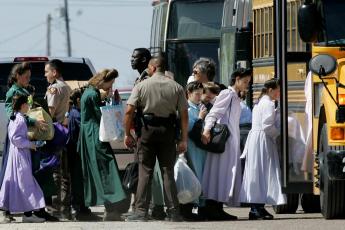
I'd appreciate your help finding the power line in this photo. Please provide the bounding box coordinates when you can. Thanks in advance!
[70,26,131,53]
[0,22,45,45]
[23,36,46,53]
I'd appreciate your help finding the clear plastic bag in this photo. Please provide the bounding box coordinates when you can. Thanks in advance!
[99,104,125,142]
[174,154,201,204]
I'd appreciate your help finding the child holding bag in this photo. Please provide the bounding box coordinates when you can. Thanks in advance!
[240,78,286,220]
[0,95,45,223]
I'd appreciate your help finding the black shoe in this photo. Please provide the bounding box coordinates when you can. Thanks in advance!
[35,210,59,222]
[218,210,238,221]
[150,206,167,220]
[259,208,274,220]
[75,211,102,221]
[166,209,183,222]
[249,208,273,220]
[125,212,148,222]
[59,211,73,221]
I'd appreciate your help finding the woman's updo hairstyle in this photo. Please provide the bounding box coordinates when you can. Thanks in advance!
[88,68,119,87]
[258,78,280,100]
[229,68,252,86]
[8,62,32,87]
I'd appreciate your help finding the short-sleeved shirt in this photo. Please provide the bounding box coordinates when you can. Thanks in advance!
[45,78,71,123]
[127,72,188,117]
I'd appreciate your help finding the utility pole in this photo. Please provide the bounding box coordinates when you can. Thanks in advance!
[64,0,72,56]
[46,14,52,56]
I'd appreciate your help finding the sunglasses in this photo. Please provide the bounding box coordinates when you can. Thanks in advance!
[193,70,200,75]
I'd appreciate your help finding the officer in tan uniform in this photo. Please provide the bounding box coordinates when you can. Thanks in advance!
[44,59,72,220]
[124,56,188,222]
[45,60,71,123]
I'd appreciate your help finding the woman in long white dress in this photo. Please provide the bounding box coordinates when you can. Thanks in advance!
[240,78,286,220]
[201,68,251,220]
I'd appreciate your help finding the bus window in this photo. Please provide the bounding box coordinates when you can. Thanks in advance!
[166,41,220,86]
[167,1,224,39]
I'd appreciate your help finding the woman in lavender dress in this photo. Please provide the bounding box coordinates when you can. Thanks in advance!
[201,68,251,220]
[0,95,45,223]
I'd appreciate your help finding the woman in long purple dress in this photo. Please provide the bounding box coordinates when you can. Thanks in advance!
[0,95,46,223]
[201,68,251,220]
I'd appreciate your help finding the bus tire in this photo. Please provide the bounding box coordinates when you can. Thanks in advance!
[273,193,299,214]
[301,194,320,213]
[319,124,345,219]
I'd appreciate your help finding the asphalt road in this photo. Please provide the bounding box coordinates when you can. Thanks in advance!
[0,206,344,230]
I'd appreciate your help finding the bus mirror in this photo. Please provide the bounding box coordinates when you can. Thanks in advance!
[298,2,319,43]
[309,54,337,78]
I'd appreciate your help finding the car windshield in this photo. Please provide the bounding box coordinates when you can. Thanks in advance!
[0,62,93,101]
[317,0,345,46]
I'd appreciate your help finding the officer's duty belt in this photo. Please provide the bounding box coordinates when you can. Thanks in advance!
[143,114,175,127]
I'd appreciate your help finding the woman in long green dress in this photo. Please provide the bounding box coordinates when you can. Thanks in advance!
[78,69,126,221]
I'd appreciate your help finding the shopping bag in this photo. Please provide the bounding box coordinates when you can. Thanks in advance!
[174,155,201,204]
[27,107,54,141]
[99,105,125,142]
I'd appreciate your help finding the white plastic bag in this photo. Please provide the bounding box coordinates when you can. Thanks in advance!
[99,105,125,142]
[174,154,202,204]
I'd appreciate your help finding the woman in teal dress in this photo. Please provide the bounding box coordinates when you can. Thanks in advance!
[78,69,126,221]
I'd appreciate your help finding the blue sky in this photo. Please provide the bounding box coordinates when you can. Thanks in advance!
[0,0,152,88]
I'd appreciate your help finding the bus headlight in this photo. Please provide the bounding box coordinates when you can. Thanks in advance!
[330,127,345,140]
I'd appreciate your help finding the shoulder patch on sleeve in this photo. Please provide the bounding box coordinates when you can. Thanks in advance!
[48,87,57,94]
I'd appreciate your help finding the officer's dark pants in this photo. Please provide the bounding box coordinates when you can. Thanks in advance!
[53,148,71,214]
[135,124,179,214]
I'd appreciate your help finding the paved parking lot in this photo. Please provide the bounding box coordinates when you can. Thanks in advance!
[0,206,344,230]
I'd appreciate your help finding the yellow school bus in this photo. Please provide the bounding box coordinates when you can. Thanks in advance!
[297,0,345,219]
[251,0,325,215]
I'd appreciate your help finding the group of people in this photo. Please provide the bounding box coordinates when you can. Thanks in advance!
[0,60,127,223]
[0,47,287,223]
[122,48,287,222]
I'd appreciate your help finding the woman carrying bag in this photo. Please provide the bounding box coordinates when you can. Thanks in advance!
[78,69,126,221]
[201,68,251,221]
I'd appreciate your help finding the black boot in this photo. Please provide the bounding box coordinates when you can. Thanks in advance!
[204,200,222,221]
[179,203,200,221]
[216,202,237,221]
[249,204,273,220]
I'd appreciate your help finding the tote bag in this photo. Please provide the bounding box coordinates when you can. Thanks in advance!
[27,107,54,141]
[189,98,232,153]
[99,105,125,142]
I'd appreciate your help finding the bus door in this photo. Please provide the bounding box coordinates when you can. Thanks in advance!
[275,0,312,194]
[281,52,312,194]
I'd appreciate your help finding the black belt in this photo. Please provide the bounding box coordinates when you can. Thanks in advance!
[143,114,175,127]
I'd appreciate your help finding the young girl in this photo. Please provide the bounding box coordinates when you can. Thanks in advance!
[201,68,252,220]
[240,78,286,220]
[0,95,46,223]
[181,82,208,220]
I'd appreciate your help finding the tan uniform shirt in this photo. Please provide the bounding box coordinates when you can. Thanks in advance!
[127,72,188,117]
[45,78,71,123]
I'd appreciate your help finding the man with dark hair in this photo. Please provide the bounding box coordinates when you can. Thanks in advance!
[44,59,72,220]
[126,48,167,220]
[131,48,152,85]
[124,56,188,222]
[45,59,71,123]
